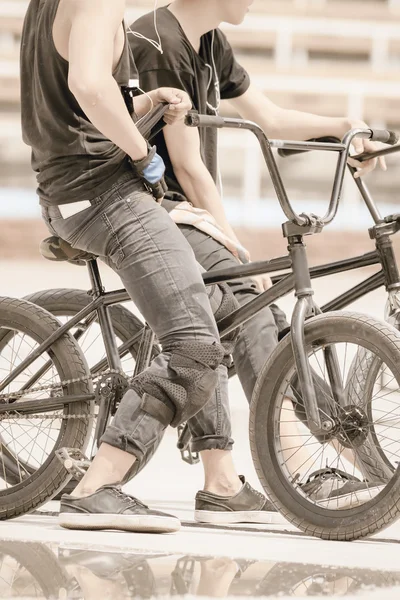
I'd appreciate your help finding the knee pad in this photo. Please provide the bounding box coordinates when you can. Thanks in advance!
[131,341,225,428]
[213,283,241,359]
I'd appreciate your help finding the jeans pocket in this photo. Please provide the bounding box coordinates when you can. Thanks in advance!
[41,207,60,237]
[101,211,125,269]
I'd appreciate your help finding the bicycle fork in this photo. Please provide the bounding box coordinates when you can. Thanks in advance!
[289,235,342,436]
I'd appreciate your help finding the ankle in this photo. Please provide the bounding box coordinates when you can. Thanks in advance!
[203,476,242,497]
[70,484,101,499]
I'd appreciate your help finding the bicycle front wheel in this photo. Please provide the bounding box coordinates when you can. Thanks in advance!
[250,311,400,541]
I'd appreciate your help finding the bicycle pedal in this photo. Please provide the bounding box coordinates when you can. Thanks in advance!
[55,448,91,481]
[180,447,200,465]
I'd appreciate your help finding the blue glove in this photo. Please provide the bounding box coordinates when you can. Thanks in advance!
[131,145,168,201]
[142,151,165,184]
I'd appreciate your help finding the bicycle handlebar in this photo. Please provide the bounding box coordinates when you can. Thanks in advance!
[184,110,400,228]
[278,130,399,159]
[277,137,341,158]
[185,111,226,129]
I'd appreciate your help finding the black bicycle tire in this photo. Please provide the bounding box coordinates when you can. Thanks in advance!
[0,296,92,519]
[345,347,394,482]
[250,311,400,541]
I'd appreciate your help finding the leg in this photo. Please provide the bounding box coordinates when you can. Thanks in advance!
[44,178,228,517]
[177,224,286,402]
[177,225,319,481]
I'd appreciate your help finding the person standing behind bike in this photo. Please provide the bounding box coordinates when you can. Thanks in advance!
[20,0,274,533]
[129,0,387,512]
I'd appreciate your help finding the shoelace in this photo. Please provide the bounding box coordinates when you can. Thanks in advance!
[110,486,148,508]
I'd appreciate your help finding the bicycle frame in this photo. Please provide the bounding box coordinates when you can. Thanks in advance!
[1,127,400,441]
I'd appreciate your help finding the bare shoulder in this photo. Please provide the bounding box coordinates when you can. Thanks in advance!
[61,0,126,23]
[54,0,126,60]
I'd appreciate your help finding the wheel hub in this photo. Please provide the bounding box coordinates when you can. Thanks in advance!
[335,404,370,448]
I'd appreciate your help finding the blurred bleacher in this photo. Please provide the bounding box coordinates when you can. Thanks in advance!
[1,0,400,226]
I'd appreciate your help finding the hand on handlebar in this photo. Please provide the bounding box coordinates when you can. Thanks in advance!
[347,121,387,179]
[154,88,192,126]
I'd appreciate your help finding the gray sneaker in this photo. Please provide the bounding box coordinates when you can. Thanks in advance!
[301,468,384,509]
[59,484,180,533]
[194,476,277,524]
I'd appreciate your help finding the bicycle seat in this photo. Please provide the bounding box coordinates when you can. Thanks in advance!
[40,236,97,266]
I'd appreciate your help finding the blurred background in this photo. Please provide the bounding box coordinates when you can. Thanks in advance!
[0,0,400,263]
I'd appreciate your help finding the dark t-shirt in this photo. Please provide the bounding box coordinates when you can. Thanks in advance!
[129,7,250,196]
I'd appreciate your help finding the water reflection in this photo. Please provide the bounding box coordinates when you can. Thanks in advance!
[0,540,399,599]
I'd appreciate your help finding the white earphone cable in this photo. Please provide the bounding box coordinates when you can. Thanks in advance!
[127,0,163,54]
[205,30,221,114]
[205,30,223,196]
[127,0,161,122]
[134,86,155,126]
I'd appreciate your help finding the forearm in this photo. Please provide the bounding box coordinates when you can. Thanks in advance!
[175,165,241,245]
[233,86,352,142]
[133,89,159,118]
[70,76,147,160]
[263,108,350,142]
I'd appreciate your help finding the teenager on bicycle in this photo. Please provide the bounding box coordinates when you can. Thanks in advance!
[20,0,277,533]
[129,0,386,511]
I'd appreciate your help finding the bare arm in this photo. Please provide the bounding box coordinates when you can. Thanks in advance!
[164,120,241,245]
[230,84,386,177]
[65,0,147,160]
[230,84,350,141]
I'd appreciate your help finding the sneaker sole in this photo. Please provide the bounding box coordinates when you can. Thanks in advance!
[58,513,181,533]
[194,510,281,525]
[316,485,384,510]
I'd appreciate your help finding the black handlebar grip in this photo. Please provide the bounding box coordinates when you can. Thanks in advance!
[369,129,399,145]
[185,110,226,128]
[278,136,341,158]
[277,147,307,158]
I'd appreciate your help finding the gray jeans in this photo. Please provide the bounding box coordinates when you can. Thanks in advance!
[176,223,289,402]
[41,173,234,471]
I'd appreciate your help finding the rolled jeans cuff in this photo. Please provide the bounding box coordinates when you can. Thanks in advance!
[190,435,234,453]
[100,424,154,462]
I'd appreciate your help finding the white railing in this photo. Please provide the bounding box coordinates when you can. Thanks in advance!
[222,14,400,72]
[251,73,400,121]
[3,0,400,72]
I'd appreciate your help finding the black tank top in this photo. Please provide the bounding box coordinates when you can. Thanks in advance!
[20,0,135,206]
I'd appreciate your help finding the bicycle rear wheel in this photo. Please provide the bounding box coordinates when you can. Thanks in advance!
[0,296,92,519]
[250,311,400,541]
